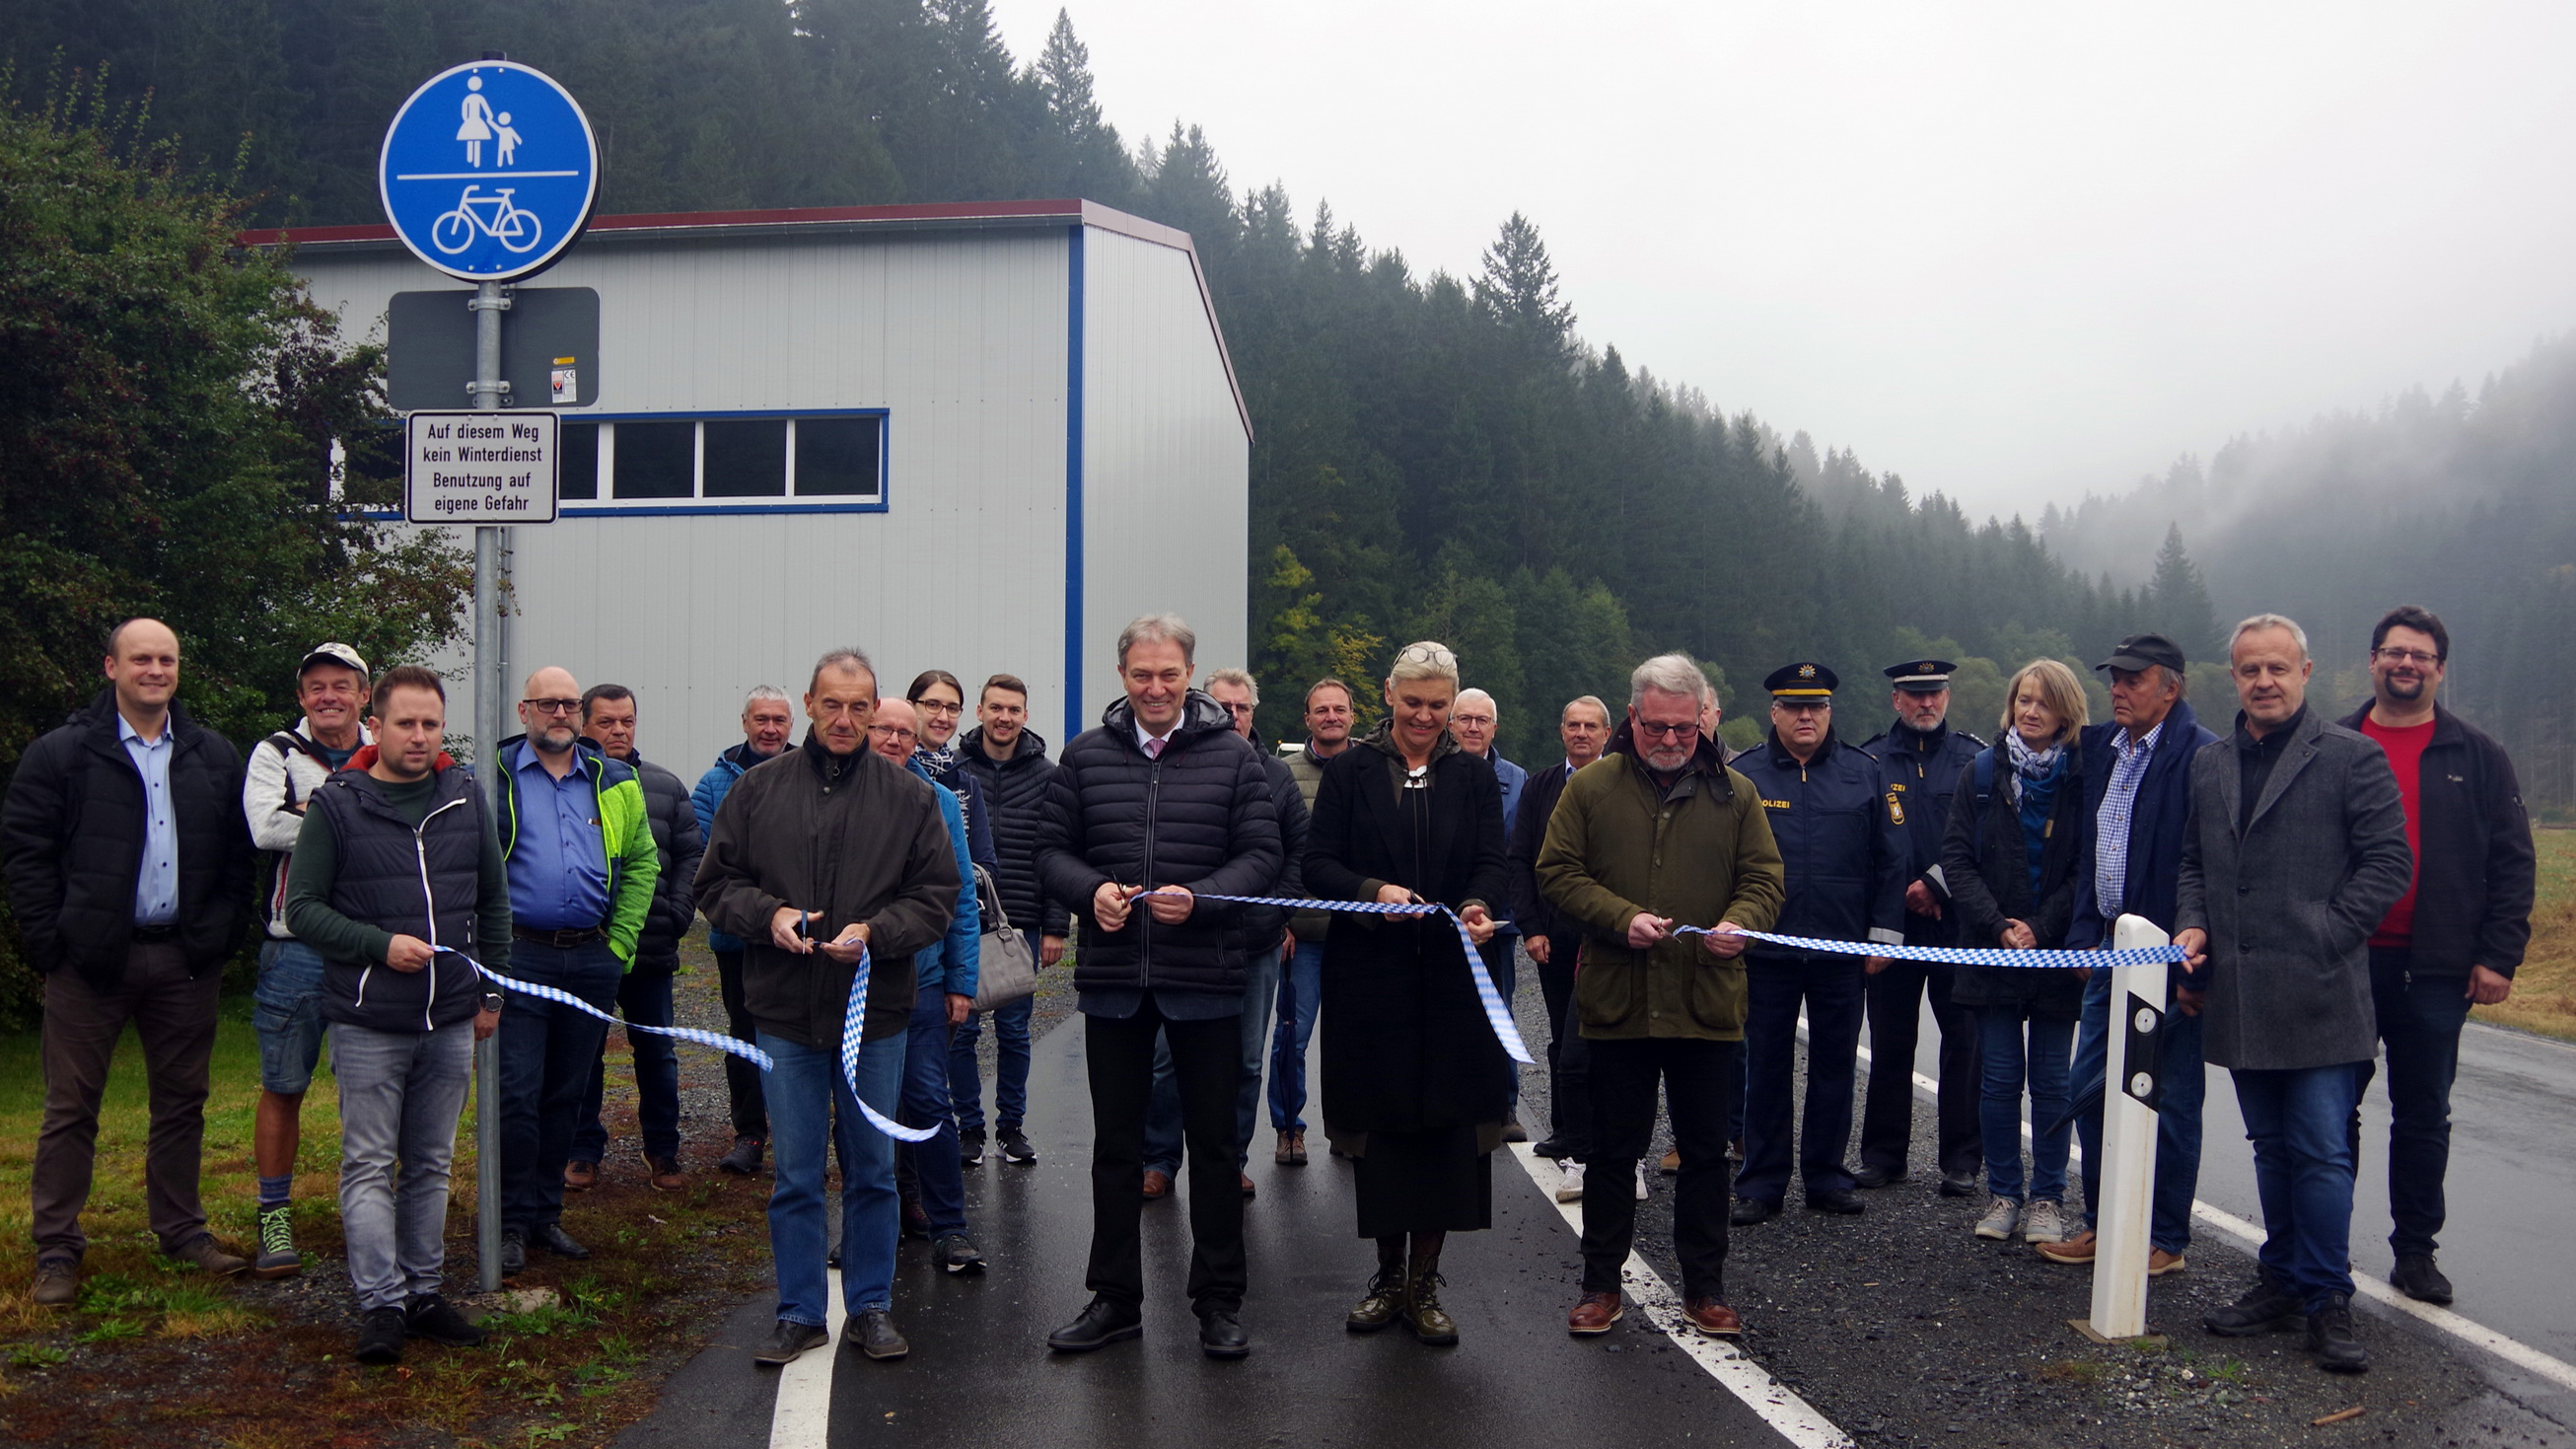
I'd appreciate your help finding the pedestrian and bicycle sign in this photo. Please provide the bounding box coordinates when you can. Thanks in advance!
[379,60,598,282]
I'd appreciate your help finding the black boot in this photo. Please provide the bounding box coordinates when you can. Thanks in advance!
[2306,1293,2369,1373]
[1347,1238,1406,1333]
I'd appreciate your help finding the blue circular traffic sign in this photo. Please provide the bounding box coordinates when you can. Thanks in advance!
[379,60,598,282]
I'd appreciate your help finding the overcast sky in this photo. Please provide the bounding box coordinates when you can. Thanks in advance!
[989,1,2576,522]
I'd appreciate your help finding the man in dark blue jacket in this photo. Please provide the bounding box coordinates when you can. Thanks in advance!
[2039,633,2218,1275]
[1730,664,1907,1222]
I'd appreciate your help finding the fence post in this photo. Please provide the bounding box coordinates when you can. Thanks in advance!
[2083,913,2171,1341]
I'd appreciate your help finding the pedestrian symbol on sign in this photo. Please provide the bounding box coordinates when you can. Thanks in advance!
[381,60,597,282]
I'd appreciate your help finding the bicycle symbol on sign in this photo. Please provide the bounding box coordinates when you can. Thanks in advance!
[431,185,543,255]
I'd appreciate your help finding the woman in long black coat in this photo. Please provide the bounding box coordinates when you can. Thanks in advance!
[1304,640,1508,1347]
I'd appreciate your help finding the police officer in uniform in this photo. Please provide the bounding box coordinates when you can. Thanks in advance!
[1855,661,1985,1196]
[1730,664,1907,1223]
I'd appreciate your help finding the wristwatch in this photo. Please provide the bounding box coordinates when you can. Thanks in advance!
[480,992,506,1014]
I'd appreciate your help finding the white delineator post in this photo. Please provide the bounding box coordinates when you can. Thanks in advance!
[2085,913,2171,1341]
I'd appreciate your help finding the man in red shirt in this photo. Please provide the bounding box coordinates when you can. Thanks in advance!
[2339,606,2534,1307]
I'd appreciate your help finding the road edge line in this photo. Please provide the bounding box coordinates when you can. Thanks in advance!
[767,1267,847,1448]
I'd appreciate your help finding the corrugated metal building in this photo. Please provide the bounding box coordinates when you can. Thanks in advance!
[263,199,1250,774]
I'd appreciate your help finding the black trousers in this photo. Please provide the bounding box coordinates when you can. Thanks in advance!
[712,948,767,1140]
[1583,1036,1736,1302]
[1537,937,1593,1155]
[1859,959,1982,1177]
[1084,1001,1247,1313]
[2357,947,2474,1258]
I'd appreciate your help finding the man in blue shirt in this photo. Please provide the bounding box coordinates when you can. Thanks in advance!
[493,665,659,1275]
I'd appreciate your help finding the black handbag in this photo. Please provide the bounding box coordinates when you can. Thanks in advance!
[967,864,1038,1011]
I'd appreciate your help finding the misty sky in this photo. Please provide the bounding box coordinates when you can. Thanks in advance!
[990,1,2576,522]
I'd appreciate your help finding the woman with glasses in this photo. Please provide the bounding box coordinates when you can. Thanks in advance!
[905,670,997,875]
[1303,641,1508,1346]
[1940,659,2090,1247]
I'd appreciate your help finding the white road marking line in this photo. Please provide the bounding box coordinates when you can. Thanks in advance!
[1507,1144,1855,1449]
[1854,1037,2576,1392]
[767,1268,846,1448]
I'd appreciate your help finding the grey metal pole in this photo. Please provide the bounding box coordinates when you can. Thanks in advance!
[470,277,510,1292]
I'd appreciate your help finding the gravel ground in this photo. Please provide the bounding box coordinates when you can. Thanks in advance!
[1496,946,2563,1449]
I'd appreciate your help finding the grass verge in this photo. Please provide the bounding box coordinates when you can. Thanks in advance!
[2479,827,2576,1041]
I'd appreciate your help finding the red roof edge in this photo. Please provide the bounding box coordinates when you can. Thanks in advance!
[236,197,1090,249]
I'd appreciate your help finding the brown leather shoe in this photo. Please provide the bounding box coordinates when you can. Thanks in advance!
[2035,1229,2097,1266]
[1658,1148,1682,1174]
[649,1155,685,1192]
[2149,1249,2188,1276]
[1142,1170,1173,1199]
[1566,1290,1624,1336]
[169,1234,249,1277]
[564,1160,598,1192]
[1240,1173,1256,1199]
[1682,1296,1744,1338]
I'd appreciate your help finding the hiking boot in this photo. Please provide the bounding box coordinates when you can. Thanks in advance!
[2205,1272,2305,1337]
[1975,1196,2022,1241]
[2023,1199,2067,1245]
[1347,1267,1404,1333]
[170,1234,249,1277]
[32,1256,76,1309]
[717,1136,763,1176]
[253,1202,302,1279]
[1403,1265,1459,1346]
[648,1155,685,1192]
[355,1305,408,1365]
[998,1126,1038,1165]
[959,1126,986,1167]
[2391,1254,2453,1305]
[2306,1293,2370,1373]
[404,1292,486,1347]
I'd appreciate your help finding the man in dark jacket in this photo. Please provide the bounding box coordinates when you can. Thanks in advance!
[2042,633,2219,1276]
[569,686,704,1191]
[283,666,507,1364]
[2180,615,2411,1375]
[694,646,961,1367]
[951,674,1067,1167]
[1270,678,1359,1164]
[1728,663,1906,1223]
[690,686,795,1176]
[4,619,256,1306]
[1856,660,1986,1195]
[2336,606,2533,1307]
[1511,694,1611,1180]
[1035,615,1281,1360]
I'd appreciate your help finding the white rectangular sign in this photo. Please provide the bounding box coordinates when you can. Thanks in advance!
[403,410,560,524]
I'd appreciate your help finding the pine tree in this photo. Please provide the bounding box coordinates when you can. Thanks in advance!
[1472,211,1574,361]
[2148,523,2218,656]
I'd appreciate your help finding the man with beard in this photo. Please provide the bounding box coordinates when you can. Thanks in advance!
[952,674,1067,1168]
[693,687,795,1176]
[1272,678,1358,1165]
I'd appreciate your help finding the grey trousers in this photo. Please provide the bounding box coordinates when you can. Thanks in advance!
[333,1020,476,1311]
[34,942,221,1259]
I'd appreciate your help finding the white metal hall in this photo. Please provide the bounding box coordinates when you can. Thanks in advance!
[264,198,1251,774]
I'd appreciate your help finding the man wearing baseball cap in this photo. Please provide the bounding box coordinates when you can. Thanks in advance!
[242,641,372,1278]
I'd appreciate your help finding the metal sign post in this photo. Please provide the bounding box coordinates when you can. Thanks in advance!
[2079,913,2171,1342]
[381,50,597,1294]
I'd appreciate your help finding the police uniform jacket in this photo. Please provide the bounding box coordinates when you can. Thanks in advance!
[1731,730,1908,956]
[1861,717,1983,946]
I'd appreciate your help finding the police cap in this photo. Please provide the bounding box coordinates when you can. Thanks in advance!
[1883,659,1954,692]
[1764,662,1837,700]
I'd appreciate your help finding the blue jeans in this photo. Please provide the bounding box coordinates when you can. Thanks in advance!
[1147,945,1281,1174]
[900,994,967,1237]
[1976,1005,2076,1202]
[761,1027,906,1324]
[333,1021,475,1311]
[1267,940,1324,1132]
[1737,953,1866,1202]
[2233,1061,2367,1310]
[572,957,680,1164]
[497,940,621,1234]
[2360,947,2472,1257]
[2071,966,2204,1253]
[949,930,1037,1134]
[253,939,330,1096]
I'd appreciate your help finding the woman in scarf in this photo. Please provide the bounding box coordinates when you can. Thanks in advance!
[1305,641,1508,1347]
[1940,659,2090,1247]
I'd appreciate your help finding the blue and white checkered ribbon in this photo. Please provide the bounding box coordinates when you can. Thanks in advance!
[1138,892,1534,1065]
[1676,926,2184,968]
[838,941,939,1143]
[436,947,775,1070]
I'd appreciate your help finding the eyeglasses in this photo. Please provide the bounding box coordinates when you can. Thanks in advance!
[1633,719,1698,739]
[1452,713,1496,726]
[1394,642,1458,672]
[867,724,916,743]
[522,698,581,715]
[912,698,964,716]
[1217,701,1256,717]
[2373,647,2439,667]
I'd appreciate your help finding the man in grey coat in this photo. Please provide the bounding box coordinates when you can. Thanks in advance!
[2177,614,2411,1375]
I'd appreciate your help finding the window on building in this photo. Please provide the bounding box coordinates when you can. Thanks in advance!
[795,416,882,497]
[560,422,600,500]
[612,420,695,499]
[564,412,885,513]
[702,419,789,498]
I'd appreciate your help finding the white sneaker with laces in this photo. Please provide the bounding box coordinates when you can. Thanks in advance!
[2023,1199,2066,1245]
[1634,1162,1650,1200]
[1974,1195,2022,1241]
[1555,1161,1584,1203]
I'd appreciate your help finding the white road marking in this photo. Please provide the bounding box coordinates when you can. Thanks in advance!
[767,1268,846,1448]
[1853,1037,2576,1393]
[1507,1144,1855,1449]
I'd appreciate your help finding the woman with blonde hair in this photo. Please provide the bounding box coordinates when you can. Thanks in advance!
[1305,641,1508,1346]
[1939,658,2090,1246]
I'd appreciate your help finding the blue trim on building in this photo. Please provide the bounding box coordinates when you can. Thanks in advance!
[1064,224,1087,746]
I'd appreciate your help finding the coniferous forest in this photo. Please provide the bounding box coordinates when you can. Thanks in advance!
[12,0,2570,800]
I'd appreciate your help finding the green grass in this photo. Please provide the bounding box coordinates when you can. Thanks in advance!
[2483,828,2576,1042]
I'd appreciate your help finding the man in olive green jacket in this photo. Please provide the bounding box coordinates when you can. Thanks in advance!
[1537,654,1785,1341]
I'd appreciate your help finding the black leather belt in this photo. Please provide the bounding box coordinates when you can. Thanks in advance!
[129,924,180,944]
[513,925,605,948]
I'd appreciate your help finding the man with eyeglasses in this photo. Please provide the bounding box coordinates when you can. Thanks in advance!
[493,666,659,1275]
[2333,606,2532,1307]
[1729,663,1905,1225]
[1449,688,1530,1140]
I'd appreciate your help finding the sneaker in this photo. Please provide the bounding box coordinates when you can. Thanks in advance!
[2391,1254,2453,1305]
[848,1309,909,1361]
[32,1256,76,1309]
[934,1233,987,1275]
[1974,1196,2022,1241]
[1634,1163,1650,1200]
[404,1292,486,1347]
[998,1126,1038,1165]
[2306,1293,2370,1373]
[754,1318,829,1366]
[1555,1162,1585,1203]
[648,1155,685,1192]
[253,1202,302,1279]
[959,1127,986,1167]
[717,1136,764,1176]
[355,1305,408,1365]
[2023,1199,2067,1245]
[2149,1249,2188,1277]
[2036,1228,2097,1265]
[170,1233,249,1277]
[563,1159,598,1191]
[2204,1271,2305,1337]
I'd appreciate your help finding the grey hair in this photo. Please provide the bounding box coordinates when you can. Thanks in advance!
[1386,640,1462,688]
[1629,652,1705,706]
[1117,613,1196,669]
[1563,694,1610,725]
[808,647,878,697]
[743,685,790,711]
[1698,667,1721,705]
[1455,688,1497,718]
[2230,614,2309,662]
[1203,667,1258,706]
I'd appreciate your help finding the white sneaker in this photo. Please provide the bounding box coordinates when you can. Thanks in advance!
[1555,1162,1585,1203]
[1634,1163,1651,1200]
[2023,1199,2066,1245]
[1974,1195,2022,1242]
